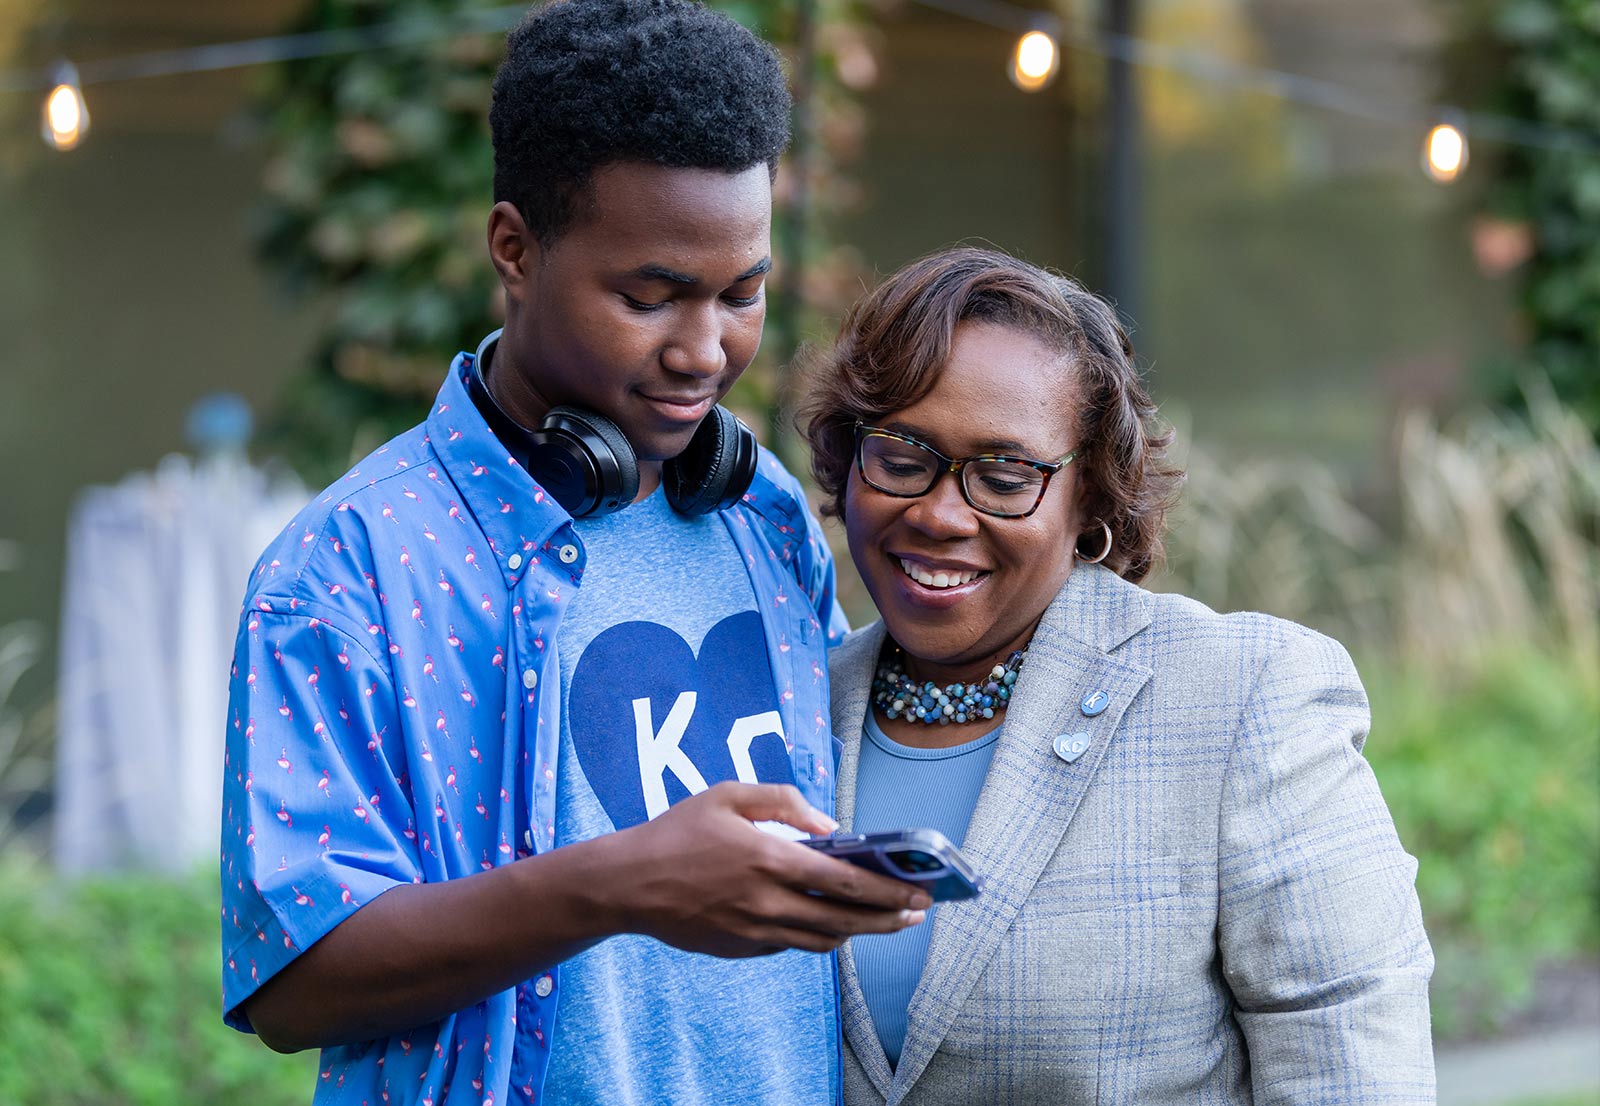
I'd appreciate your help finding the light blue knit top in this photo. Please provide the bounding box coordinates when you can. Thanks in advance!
[850,710,1001,1067]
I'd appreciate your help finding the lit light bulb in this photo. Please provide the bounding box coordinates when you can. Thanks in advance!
[41,61,89,151]
[1423,120,1467,184]
[1009,29,1060,92]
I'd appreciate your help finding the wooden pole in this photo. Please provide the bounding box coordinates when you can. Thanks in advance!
[1103,0,1142,332]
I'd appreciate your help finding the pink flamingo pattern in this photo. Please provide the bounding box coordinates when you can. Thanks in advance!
[220,350,845,1106]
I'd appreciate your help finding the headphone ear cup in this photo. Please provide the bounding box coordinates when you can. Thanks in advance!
[530,406,640,517]
[664,405,758,516]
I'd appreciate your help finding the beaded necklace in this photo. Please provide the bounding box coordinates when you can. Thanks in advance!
[871,645,1027,726]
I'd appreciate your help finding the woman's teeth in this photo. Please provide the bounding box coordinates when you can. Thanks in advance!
[900,558,983,589]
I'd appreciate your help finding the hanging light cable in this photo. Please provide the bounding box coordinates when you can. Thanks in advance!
[41,60,88,151]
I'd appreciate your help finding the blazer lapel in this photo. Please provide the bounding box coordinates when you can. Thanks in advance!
[828,622,895,1100]
[887,566,1154,1103]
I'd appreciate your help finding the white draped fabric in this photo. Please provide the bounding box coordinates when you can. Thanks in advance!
[55,453,307,874]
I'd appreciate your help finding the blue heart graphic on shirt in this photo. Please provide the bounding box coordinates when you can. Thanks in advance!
[568,611,794,831]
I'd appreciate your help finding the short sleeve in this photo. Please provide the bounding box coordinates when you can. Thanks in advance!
[219,602,421,1031]
[1217,627,1435,1104]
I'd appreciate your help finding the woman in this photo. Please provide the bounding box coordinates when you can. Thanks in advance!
[800,247,1434,1105]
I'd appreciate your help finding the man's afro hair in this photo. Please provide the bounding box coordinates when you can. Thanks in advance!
[490,0,792,244]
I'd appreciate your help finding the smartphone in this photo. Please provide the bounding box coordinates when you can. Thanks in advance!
[803,828,982,902]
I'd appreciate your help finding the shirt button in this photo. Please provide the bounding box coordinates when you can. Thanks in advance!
[507,553,523,571]
[558,544,578,564]
[522,669,538,690]
[533,974,554,998]
[523,829,534,850]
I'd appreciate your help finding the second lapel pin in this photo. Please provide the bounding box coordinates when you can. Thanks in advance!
[1053,732,1091,763]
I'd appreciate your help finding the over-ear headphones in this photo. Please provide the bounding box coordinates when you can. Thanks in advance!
[464,330,758,519]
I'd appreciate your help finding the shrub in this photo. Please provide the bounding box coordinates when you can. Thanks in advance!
[1484,0,1600,431]
[1363,648,1600,1040]
[0,868,316,1106]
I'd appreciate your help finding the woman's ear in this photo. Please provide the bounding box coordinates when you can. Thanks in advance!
[1071,467,1099,533]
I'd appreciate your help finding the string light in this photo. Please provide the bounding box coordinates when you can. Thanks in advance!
[1423,117,1468,183]
[1009,29,1059,92]
[41,61,88,151]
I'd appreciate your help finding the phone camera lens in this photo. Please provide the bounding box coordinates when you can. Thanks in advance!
[888,849,944,875]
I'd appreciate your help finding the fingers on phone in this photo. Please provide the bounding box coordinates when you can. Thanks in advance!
[796,852,933,912]
[717,781,837,835]
[747,906,927,955]
[881,908,928,931]
[784,898,928,942]
[794,908,925,950]
[764,927,845,955]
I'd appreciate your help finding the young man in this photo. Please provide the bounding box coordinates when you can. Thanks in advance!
[219,2,928,1103]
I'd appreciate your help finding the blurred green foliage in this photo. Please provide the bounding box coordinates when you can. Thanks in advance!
[253,0,506,482]
[253,0,870,484]
[0,869,316,1106]
[1363,648,1600,1040]
[1483,0,1600,429]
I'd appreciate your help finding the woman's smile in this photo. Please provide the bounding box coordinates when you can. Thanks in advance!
[894,555,989,591]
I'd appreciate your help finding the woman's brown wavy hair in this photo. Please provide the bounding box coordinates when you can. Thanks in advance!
[797,246,1183,582]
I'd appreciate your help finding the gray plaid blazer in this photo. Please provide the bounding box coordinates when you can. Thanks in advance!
[830,563,1435,1105]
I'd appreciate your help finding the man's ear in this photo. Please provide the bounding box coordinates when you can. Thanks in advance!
[487,201,540,303]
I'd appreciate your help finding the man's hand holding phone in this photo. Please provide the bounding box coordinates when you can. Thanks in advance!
[801,829,982,902]
[597,780,931,957]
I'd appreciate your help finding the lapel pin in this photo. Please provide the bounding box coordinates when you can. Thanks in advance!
[1053,732,1091,763]
[1080,689,1110,717]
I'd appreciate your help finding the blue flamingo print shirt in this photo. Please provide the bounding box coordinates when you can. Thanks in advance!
[220,348,848,1106]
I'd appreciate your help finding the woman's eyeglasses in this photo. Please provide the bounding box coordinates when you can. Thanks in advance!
[853,423,1076,519]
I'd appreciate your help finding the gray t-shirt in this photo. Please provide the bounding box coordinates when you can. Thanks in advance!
[544,486,836,1105]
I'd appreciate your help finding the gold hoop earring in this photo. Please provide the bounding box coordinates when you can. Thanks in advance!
[1075,520,1113,564]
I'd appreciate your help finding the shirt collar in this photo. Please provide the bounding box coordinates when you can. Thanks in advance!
[426,350,576,590]
[426,347,815,583]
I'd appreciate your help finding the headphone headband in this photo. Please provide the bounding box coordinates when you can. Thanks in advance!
[465,329,538,471]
